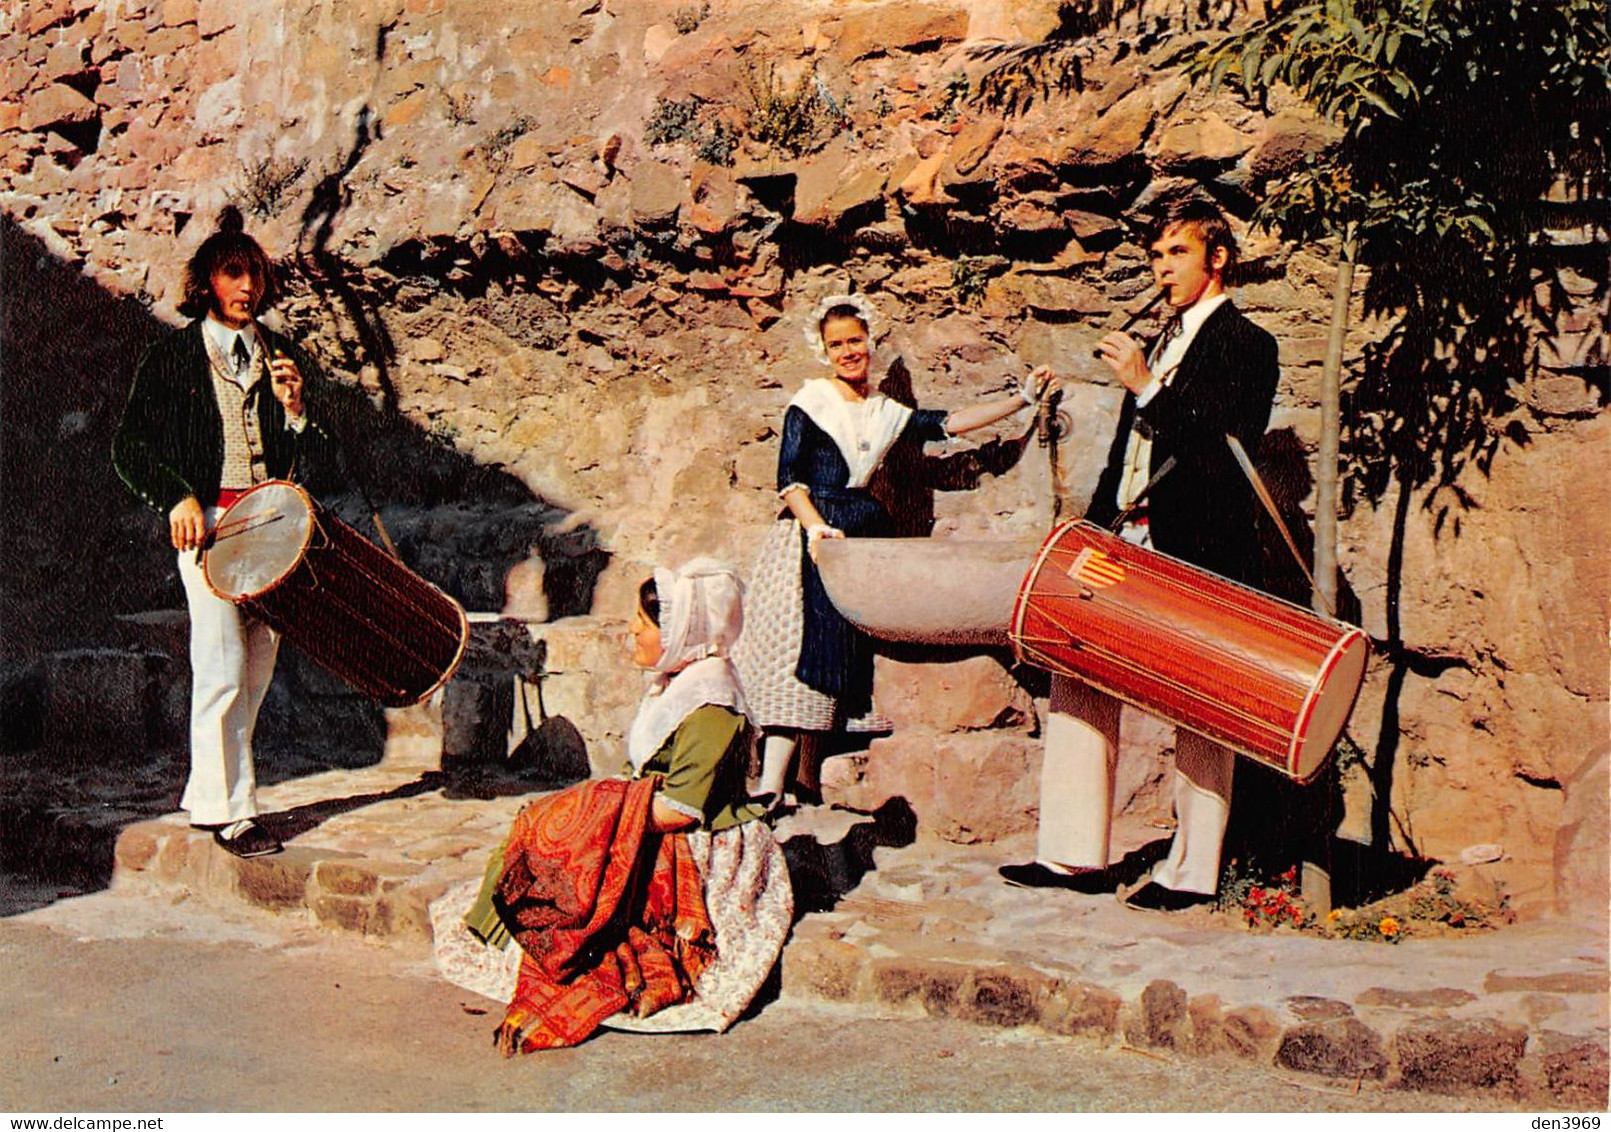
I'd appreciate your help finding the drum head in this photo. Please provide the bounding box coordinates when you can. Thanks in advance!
[203,482,315,601]
[1290,629,1370,781]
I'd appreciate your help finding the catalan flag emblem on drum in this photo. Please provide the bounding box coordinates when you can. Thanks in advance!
[1066,547,1126,589]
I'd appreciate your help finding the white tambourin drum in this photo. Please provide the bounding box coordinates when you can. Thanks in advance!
[203,481,468,707]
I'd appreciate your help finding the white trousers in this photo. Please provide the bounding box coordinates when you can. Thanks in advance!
[176,530,280,825]
[1036,674,1234,895]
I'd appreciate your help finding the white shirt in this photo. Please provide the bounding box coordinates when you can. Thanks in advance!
[202,316,261,389]
[201,316,305,431]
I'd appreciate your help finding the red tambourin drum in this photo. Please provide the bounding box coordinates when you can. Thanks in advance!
[1010,521,1369,783]
[203,481,468,707]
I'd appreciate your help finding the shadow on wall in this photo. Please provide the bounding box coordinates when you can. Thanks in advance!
[0,215,605,911]
[872,356,1037,538]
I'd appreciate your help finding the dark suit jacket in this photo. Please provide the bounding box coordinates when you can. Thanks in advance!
[113,319,345,514]
[1085,301,1279,587]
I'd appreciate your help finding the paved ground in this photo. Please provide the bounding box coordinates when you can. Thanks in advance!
[4,744,1607,1111]
[0,895,1522,1113]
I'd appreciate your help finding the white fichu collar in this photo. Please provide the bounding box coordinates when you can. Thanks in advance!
[625,559,749,771]
[789,379,912,489]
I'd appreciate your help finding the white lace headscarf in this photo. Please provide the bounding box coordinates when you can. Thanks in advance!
[802,292,881,366]
[625,558,749,771]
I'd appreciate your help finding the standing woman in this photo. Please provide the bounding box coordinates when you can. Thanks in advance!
[736,294,1056,808]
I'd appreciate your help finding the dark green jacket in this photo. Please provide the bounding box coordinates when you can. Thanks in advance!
[112,319,345,513]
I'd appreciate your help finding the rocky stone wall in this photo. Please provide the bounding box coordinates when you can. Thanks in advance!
[2,0,1604,918]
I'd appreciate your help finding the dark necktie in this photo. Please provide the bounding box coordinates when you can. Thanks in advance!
[232,334,251,376]
[1150,316,1184,365]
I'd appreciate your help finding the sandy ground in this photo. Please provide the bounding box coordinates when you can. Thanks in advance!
[0,884,1521,1114]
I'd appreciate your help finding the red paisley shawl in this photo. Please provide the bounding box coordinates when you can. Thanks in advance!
[492,776,715,1051]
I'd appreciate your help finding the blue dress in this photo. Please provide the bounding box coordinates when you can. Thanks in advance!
[776,403,950,718]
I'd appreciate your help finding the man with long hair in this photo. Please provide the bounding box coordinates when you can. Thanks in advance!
[114,206,344,857]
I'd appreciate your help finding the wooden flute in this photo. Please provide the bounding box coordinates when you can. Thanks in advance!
[1091,290,1166,357]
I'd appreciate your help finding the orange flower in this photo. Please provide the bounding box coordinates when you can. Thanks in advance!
[1378,916,1401,937]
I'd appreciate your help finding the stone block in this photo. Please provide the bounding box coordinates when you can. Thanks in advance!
[782,938,868,1001]
[871,957,967,1016]
[1355,987,1477,1009]
[795,139,885,227]
[1276,1016,1388,1079]
[1185,994,1228,1056]
[941,117,1003,185]
[376,887,433,945]
[22,82,98,130]
[1154,112,1254,171]
[231,850,313,912]
[162,0,198,26]
[155,830,192,882]
[1484,970,1609,995]
[42,40,90,83]
[1041,980,1122,1040]
[1249,110,1338,183]
[1285,995,1354,1022]
[1223,1005,1283,1061]
[1056,87,1153,168]
[384,89,430,131]
[985,272,1110,318]
[873,654,1032,734]
[1394,1017,1528,1094]
[144,24,195,55]
[1535,1030,1610,1110]
[630,160,682,227]
[957,965,1053,1029]
[311,893,379,934]
[1124,979,1187,1050]
[860,730,1040,844]
[313,860,380,898]
[114,826,160,873]
[835,3,968,60]
[197,0,235,38]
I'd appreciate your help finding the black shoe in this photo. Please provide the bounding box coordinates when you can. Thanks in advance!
[1122,882,1214,913]
[213,821,283,859]
[998,862,1116,894]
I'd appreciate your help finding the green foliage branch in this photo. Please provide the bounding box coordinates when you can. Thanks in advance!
[1186,0,1607,502]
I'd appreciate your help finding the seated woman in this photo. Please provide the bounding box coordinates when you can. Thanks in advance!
[430,560,793,1055]
[736,292,1058,808]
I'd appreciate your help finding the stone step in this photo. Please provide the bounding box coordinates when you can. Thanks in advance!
[104,767,1609,1107]
[109,765,533,953]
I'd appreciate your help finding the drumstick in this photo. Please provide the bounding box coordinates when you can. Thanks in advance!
[209,513,285,542]
[1091,291,1166,358]
[1224,433,1335,618]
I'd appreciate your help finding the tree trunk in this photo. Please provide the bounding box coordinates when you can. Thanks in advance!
[1313,230,1355,617]
[1302,228,1356,918]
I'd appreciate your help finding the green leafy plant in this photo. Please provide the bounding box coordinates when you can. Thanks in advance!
[672,1,709,35]
[485,115,537,167]
[951,257,995,305]
[645,97,702,147]
[741,59,845,157]
[1184,0,1609,614]
[236,157,309,219]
